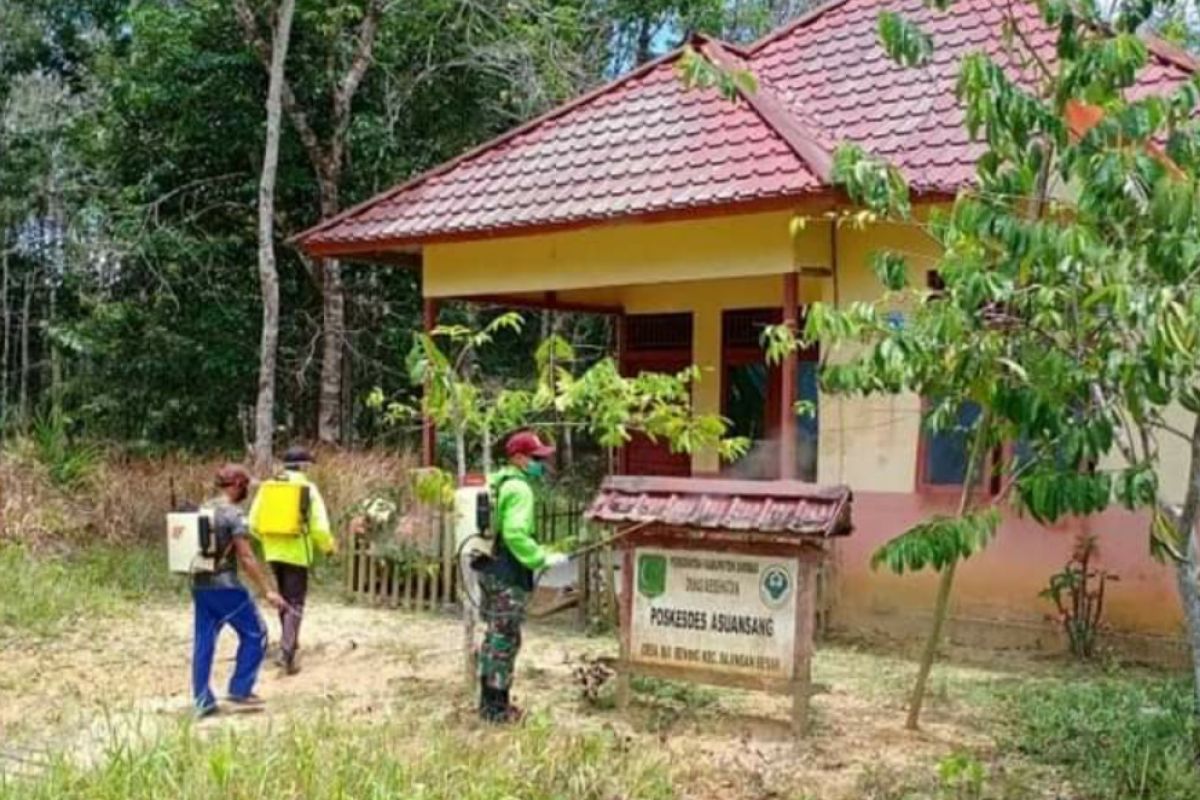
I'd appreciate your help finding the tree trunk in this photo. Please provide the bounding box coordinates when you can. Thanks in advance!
[906,411,991,730]
[48,283,60,416]
[18,272,33,426]
[234,0,384,447]
[1,229,10,425]
[1175,542,1200,763]
[252,0,296,474]
[907,558,959,730]
[47,156,65,417]
[1171,413,1200,763]
[635,18,653,65]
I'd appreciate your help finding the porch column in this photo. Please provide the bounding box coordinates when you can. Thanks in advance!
[422,298,439,466]
[779,272,798,480]
[615,311,628,475]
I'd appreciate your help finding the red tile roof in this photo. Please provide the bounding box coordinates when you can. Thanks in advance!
[298,0,1196,255]
[586,476,853,538]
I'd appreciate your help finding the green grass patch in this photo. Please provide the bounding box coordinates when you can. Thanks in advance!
[0,544,185,636]
[1000,674,1199,800]
[0,542,346,636]
[0,711,674,800]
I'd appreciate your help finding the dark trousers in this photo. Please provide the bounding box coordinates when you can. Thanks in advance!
[270,562,309,659]
[191,586,266,710]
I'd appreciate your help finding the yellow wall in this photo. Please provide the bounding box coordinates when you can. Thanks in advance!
[420,208,1191,648]
[425,209,936,481]
[424,210,826,297]
[423,208,1194,498]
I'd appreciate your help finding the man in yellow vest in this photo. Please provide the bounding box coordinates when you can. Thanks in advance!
[248,446,336,675]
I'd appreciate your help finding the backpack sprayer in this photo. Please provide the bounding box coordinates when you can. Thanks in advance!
[166,510,219,575]
[452,481,654,612]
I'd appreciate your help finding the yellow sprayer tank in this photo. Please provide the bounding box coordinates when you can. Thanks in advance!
[256,480,309,537]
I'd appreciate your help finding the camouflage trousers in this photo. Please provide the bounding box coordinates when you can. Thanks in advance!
[478,573,529,691]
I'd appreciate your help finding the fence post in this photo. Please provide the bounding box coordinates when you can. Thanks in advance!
[345,526,356,594]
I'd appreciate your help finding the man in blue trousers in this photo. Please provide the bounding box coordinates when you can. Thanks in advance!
[192,464,285,717]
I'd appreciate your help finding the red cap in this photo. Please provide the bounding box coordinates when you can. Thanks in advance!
[505,431,556,459]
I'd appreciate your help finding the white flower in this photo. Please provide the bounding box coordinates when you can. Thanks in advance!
[364,498,397,524]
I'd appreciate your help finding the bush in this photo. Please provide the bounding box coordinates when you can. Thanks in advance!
[0,448,417,547]
[1002,675,1200,800]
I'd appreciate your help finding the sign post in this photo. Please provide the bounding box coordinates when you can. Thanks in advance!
[588,476,853,738]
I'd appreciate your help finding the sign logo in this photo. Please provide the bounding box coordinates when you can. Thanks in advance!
[170,524,184,540]
[637,554,667,599]
[759,564,793,609]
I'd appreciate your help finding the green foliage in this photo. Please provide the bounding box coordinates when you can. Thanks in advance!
[831,145,911,216]
[871,509,1000,575]
[1039,534,1116,661]
[2,708,675,800]
[871,250,910,292]
[771,2,1200,576]
[1002,676,1200,800]
[878,10,933,68]
[382,315,747,474]
[935,752,986,800]
[676,45,757,102]
[26,408,102,489]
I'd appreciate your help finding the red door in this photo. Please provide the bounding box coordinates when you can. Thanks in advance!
[620,313,693,477]
[721,308,819,481]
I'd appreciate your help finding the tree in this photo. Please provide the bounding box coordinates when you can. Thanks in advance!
[374,311,748,691]
[251,0,297,473]
[233,0,388,446]
[767,0,1200,733]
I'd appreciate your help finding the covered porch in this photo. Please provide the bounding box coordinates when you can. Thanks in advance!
[416,205,929,485]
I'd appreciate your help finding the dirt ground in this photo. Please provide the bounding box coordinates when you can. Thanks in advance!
[0,594,1071,799]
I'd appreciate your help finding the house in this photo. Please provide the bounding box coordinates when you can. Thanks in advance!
[298,0,1196,659]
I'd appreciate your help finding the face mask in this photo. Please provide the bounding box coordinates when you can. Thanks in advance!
[524,460,547,479]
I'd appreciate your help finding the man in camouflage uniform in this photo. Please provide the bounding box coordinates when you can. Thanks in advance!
[474,431,568,722]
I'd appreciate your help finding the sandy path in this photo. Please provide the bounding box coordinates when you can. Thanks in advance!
[0,596,1066,798]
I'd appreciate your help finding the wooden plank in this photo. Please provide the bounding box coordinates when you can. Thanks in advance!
[345,529,356,594]
[352,544,367,599]
[575,549,589,630]
[441,512,454,609]
[792,560,818,737]
[612,529,828,561]
[616,546,634,710]
[389,562,401,608]
[364,554,379,604]
[622,661,795,696]
[603,544,619,628]
[416,564,427,612]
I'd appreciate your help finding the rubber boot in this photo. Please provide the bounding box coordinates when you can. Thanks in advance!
[480,681,506,722]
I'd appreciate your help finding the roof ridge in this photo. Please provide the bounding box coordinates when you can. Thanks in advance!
[697,37,834,182]
[746,0,856,55]
[1137,32,1198,74]
[293,48,688,247]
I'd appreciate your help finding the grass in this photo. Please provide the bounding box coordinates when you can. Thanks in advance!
[0,539,349,637]
[999,673,1200,800]
[0,544,185,636]
[0,710,675,800]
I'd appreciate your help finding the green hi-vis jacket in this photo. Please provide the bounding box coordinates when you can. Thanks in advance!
[489,465,548,572]
[248,470,335,567]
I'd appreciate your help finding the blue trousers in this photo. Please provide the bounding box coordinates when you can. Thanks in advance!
[191,586,267,711]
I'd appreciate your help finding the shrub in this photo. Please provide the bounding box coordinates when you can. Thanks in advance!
[1002,676,1199,800]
